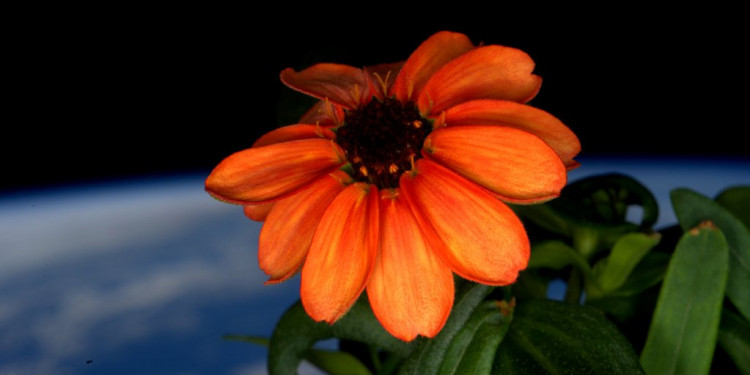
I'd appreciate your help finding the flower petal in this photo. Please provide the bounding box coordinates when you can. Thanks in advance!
[243,203,274,221]
[301,183,379,323]
[391,31,475,102]
[205,138,345,204]
[367,189,454,341]
[298,100,344,126]
[417,45,542,114]
[442,100,580,169]
[424,125,567,203]
[400,159,530,285]
[252,124,335,148]
[281,63,370,109]
[259,170,351,284]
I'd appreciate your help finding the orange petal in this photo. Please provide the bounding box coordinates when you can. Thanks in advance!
[417,45,542,114]
[368,189,454,341]
[280,63,370,109]
[259,170,351,284]
[442,100,580,169]
[298,100,344,126]
[424,125,567,203]
[391,31,475,102]
[252,124,335,148]
[243,202,274,221]
[400,159,530,285]
[205,138,345,204]
[300,183,379,323]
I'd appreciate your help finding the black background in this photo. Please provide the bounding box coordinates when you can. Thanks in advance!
[5,7,747,193]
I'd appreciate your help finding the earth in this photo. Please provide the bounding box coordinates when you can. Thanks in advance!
[1,156,747,374]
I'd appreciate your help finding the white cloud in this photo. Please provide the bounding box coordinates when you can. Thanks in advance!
[0,175,290,374]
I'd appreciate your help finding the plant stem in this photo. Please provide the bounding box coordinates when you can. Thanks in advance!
[564,268,582,304]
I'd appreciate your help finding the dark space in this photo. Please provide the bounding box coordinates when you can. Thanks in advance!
[5,8,747,193]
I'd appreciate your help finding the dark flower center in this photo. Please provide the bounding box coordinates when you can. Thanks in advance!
[336,98,431,189]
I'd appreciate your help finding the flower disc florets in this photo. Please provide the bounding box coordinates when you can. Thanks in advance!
[336,98,431,189]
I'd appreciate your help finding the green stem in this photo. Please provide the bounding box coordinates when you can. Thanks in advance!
[564,268,582,304]
[369,345,382,372]
[377,354,404,375]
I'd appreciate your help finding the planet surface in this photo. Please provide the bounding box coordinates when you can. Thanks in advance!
[1,156,747,374]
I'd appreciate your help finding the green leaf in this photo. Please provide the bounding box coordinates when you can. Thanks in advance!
[718,309,750,375]
[439,300,514,375]
[511,270,551,300]
[397,282,493,375]
[527,241,592,272]
[672,188,750,321]
[606,252,670,297]
[716,186,750,230]
[515,173,659,258]
[494,299,645,375]
[640,222,730,375]
[268,296,413,375]
[226,335,372,375]
[306,349,374,375]
[591,232,661,297]
[527,240,602,298]
[544,173,659,229]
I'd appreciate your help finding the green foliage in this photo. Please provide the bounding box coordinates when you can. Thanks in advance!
[396,282,495,375]
[718,309,750,375]
[229,176,750,375]
[590,232,661,297]
[672,188,750,321]
[716,186,750,229]
[640,222,729,375]
[495,299,645,375]
[266,296,412,375]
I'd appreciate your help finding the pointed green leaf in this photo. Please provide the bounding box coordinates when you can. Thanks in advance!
[268,297,413,375]
[716,186,750,230]
[592,232,661,297]
[718,309,750,375]
[397,282,493,375]
[494,299,645,375]
[672,188,750,321]
[640,222,729,375]
[605,251,670,297]
[527,241,591,272]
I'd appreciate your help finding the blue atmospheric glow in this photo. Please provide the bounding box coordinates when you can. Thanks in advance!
[0,156,747,374]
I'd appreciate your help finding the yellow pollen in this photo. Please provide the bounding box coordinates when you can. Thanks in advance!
[412,120,422,128]
[359,165,369,176]
[389,164,399,174]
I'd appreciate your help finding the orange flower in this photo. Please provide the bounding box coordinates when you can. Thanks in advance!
[206,31,580,341]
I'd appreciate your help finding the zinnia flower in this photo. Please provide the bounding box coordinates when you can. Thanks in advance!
[205,31,580,341]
